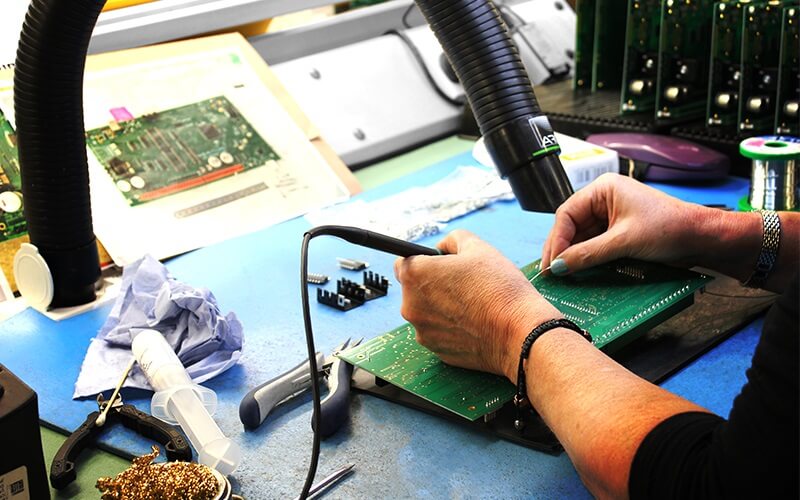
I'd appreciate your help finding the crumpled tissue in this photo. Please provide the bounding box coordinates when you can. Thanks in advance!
[73,254,244,399]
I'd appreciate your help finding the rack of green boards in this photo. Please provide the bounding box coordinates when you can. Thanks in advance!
[574,0,800,135]
[338,259,712,421]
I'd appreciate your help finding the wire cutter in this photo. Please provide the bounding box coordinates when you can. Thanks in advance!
[239,338,363,438]
[50,393,192,490]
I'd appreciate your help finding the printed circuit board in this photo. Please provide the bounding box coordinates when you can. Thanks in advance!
[86,96,280,206]
[0,110,26,242]
[339,259,712,421]
[621,0,662,113]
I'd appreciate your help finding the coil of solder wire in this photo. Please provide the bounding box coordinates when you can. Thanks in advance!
[739,136,800,212]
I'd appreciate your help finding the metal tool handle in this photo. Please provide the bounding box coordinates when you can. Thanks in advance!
[117,404,193,462]
[50,411,100,490]
[314,358,355,439]
[239,353,325,429]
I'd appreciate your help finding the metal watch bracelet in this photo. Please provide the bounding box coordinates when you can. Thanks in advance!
[743,210,781,288]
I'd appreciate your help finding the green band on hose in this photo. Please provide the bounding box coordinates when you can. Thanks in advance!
[531,145,561,158]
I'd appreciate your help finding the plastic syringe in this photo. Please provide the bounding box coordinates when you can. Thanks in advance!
[132,329,241,475]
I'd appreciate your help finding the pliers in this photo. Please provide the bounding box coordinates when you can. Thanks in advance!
[50,393,192,490]
[239,338,363,438]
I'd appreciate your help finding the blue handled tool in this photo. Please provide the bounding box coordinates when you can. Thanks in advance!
[239,338,363,438]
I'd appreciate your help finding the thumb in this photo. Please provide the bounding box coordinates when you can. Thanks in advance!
[551,228,628,275]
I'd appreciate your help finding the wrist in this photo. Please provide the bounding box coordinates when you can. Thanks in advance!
[693,208,762,280]
[501,301,564,383]
[512,319,592,430]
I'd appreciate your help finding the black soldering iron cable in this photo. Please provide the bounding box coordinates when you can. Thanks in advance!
[299,231,321,500]
[298,226,439,499]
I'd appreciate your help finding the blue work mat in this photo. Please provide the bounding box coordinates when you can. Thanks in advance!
[0,153,757,498]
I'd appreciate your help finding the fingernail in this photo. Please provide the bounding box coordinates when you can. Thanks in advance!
[550,258,569,276]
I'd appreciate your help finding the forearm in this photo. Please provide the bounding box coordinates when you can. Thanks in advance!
[507,326,708,498]
[692,208,799,293]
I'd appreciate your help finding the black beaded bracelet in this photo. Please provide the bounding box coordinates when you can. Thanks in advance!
[514,318,592,431]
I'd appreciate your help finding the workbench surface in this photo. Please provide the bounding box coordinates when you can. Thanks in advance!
[2,144,757,499]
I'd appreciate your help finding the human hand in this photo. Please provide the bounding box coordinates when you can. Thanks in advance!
[541,173,710,275]
[394,230,562,381]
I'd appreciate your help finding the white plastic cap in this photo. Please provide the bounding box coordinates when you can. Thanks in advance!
[13,243,53,311]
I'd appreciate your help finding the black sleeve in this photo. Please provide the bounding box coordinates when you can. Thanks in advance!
[629,272,799,500]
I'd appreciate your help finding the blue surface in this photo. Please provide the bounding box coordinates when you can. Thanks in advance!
[0,154,754,498]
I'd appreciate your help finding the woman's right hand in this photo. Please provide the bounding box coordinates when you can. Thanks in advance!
[541,173,717,275]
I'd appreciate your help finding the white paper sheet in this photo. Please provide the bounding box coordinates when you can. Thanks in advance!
[0,1,28,68]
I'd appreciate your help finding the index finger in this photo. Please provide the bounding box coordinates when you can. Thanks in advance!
[543,184,608,267]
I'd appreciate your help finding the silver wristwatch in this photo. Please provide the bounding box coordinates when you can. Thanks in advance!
[744,210,781,288]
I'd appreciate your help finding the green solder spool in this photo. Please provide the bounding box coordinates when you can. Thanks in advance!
[738,136,800,212]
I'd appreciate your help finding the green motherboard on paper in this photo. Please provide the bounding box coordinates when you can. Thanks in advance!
[339,259,712,421]
[86,96,280,206]
[0,110,26,242]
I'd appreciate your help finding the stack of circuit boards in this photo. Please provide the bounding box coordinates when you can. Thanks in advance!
[573,0,798,136]
[338,259,712,422]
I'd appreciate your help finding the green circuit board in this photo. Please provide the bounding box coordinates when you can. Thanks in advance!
[738,2,784,134]
[86,96,280,206]
[775,5,799,135]
[340,323,516,421]
[0,110,27,242]
[339,259,713,421]
[574,0,597,90]
[591,0,628,91]
[655,0,716,120]
[523,259,712,348]
[621,0,663,113]
[707,1,746,129]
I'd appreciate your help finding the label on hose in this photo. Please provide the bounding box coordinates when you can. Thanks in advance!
[528,116,560,157]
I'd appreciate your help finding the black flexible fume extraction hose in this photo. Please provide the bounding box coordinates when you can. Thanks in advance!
[14,0,104,307]
[414,0,574,212]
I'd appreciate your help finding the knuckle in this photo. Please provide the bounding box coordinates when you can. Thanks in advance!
[598,172,618,183]
[393,257,404,281]
[400,302,414,321]
[400,302,423,325]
